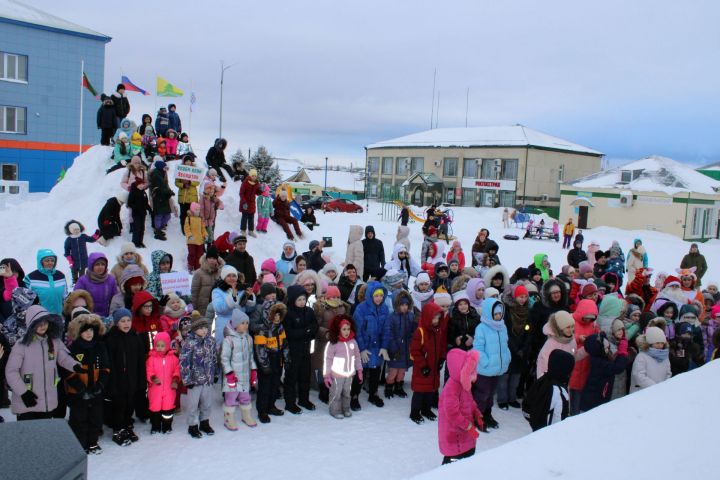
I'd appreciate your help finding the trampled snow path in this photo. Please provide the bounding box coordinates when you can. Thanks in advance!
[2,146,720,479]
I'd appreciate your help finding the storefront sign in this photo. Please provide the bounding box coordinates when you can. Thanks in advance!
[461,178,516,191]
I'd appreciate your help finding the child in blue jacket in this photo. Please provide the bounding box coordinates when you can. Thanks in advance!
[352,280,391,409]
[64,220,98,284]
[472,297,510,430]
[385,290,416,399]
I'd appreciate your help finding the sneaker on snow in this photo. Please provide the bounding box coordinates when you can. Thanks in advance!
[112,430,131,447]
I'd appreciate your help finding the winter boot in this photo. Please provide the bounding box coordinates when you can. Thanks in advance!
[240,230,247,239]
[87,444,103,455]
[161,412,174,434]
[240,404,257,428]
[150,412,161,434]
[483,408,499,429]
[332,412,345,420]
[125,426,139,442]
[153,229,166,241]
[368,394,384,408]
[298,399,316,411]
[258,412,271,424]
[394,381,408,398]
[498,402,509,410]
[410,411,425,424]
[350,396,361,411]
[199,419,215,436]
[384,384,395,399]
[188,425,202,438]
[224,405,238,431]
[112,429,131,447]
[318,386,329,404]
[286,403,302,415]
[248,230,257,238]
[269,405,285,416]
[421,409,437,421]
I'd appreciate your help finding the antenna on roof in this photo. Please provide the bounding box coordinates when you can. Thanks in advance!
[430,68,437,130]
[435,91,440,128]
[465,87,470,128]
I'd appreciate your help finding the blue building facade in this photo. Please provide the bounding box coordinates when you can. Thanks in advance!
[0,5,110,192]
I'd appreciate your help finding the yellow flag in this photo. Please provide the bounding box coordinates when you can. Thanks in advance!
[156,76,184,97]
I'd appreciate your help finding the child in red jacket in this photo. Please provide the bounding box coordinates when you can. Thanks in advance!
[568,299,599,415]
[409,302,448,424]
[146,332,180,434]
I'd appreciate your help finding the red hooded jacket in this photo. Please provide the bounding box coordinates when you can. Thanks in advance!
[410,302,448,393]
[239,177,261,214]
[568,299,599,390]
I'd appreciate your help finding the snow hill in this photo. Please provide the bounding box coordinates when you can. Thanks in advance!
[416,361,719,480]
[1,147,718,479]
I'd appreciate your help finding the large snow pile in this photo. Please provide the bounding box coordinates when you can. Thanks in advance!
[569,155,720,195]
[416,361,720,480]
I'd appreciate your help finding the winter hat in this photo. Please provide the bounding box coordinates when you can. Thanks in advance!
[433,287,452,307]
[154,160,167,171]
[525,283,539,294]
[453,290,471,307]
[677,322,694,337]
[189,202,200,214]
[116,83,126,91]
[448,258,460,267]
[118,132,128,141]
[626,303,641,317]
[67,222,82,235]
[581,282,598,297]
[205,246,219,260]
[512,267,531,281]
[664,276,681,288]
[220,265,238,280]
[249,168,258,178]
[325,286,342,308]
[232,233,247,244]
[191,316,209,332]
[71,306,91,320]
[382,269,406,287]
[261,258,277,274]
[123,275,145,290]
[259,282,277,299]
[229,309,250,328]
[594,278,607,292]
[116,190,129,204]
[644,326,666,345]
[434,262,449,273]
[262,273,277,285]
[513,284,529,298]
[611,318,625,335]
[309,240,320,251]
[711,304,720,319]
[120,242,137,256]
[416,272,431,285]
[578,261,593,277]
[679,304,699,320]
[112,308,132,323]
[485,287,500,298]
[547,349,575,384]
[553,311,575,330]
[208,168,218,178]
[595,250,607,260]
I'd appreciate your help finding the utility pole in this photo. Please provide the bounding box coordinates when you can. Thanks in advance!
[324,156,328,194]
[430,68,437,129]
[219,60,237,139]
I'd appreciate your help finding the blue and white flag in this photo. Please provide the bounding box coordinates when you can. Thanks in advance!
[290,200,303,220]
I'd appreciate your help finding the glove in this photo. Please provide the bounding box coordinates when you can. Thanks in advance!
[421,367,431,377]
[357,369,363,383]
[473,410,484,431]
[186,384,195,389]
[151,375,161,385]
[73,363,86,373]
[468,424,480,440]
[379,348,390,361]
[226,372,238,389]
[121,160,127,166]
[93,229,101,240]
[250,369,258,388]
[617,338,629,357]
[65,256,74,269]
[21,390,38,407]
[171,377,179,389]
[324,375,333,388]
[360,350,370,364]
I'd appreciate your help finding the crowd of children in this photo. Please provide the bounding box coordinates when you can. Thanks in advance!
[1,134,719,465]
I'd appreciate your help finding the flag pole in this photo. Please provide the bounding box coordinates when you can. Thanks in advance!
[79,59,84,155]
[189,79,193,137]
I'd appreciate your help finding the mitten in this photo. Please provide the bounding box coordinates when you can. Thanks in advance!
[250,369,258,388]
[151,375,161,385]
[171,377,179,389]
[421,367,431,377]
[379,348,390,361]
[21,390,38,408]
[226,372,238,389]
[93,229,101,239]
[473,410,484,431]
[360,350,370,364]
[357,369,363,383]
[324,375,333,388]
[468,424,480,440]
[73,363,86,373]
[65,256,74,268]
[617,338,629,356]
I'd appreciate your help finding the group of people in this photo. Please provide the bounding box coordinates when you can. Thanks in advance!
[1,174,719,466]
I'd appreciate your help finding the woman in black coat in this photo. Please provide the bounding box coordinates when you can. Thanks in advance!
[97,96,117,145]
[361,226,385,281]
[97,195,125,243]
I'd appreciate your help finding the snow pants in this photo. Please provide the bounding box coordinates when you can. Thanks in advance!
[411,391,435,415]
[224,391,251,407]
[186,384,213,426]
[240,212,255,232]
[274,216,302,240]
[187,243,205,271]
[328,376,353,416]
[562,234,573,249]
[257,353,283,415]
[110,392,135,431]
[472,374,498,412]
[257,216,270,232]
[284,349,311,406]
[69,398,103,449]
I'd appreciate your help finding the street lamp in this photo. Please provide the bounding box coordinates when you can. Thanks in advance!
[219,60,237,139]
[324,156,328,194]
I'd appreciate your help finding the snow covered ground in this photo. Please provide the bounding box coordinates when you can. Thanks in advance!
[1,146,718,478]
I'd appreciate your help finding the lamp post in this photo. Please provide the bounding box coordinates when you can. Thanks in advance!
[324,156,328,194]
[219,60,237,139]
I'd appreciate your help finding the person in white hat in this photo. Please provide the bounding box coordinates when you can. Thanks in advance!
[630,326,671,393]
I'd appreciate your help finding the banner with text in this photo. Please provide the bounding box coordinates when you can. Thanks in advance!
[160,271,191,296]
[175,165,205,183]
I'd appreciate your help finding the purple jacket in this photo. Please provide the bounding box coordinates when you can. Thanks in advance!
[74,252,119,317]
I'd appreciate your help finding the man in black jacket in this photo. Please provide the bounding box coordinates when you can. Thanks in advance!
[566,239,588,269]
[111,84,130,126]
[361,226,385,281]
[224,234,257,286]
[97,95,117,145]
[303,240,327,272]
[205,138,234,182]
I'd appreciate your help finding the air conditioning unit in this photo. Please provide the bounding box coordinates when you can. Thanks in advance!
[434,160,441,167]
[619,191,633,207]
[540,194,549,202]
[494,159,502,168]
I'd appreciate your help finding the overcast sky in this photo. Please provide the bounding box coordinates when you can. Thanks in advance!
[32,0,720,167]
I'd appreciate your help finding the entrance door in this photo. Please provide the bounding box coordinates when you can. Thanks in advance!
[413,188,423,206]
[578,206,588,229]
[481,190,494,207]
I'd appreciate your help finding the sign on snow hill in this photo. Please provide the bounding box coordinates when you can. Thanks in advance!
[160,271,191,296]
[175,165,205,183]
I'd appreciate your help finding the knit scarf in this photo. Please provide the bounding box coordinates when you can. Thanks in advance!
[648,347,669,362]
[485,317,506,331]
[164,305,185,319]
[88,270,108,284]
[338,331,355,342]
[508,302,530,335]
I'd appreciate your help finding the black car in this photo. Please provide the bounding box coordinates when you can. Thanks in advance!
[300,195,333,210]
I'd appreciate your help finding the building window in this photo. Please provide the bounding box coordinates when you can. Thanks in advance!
[368,182,378,198]
[1,53,28,82]
[463,158,478,178]
[445,187,456,204]
[411,157,424,173]
[0,106,26,134]
[382,157,393,175]
[367,157,379,174]
[396,157,408,176]
[2,164,17,180]
[462,188,475,206]
[692,207,715,238]
[499,190,516,207]
[443,158,458,177]
[480,159,497,179]
[501,159,518,180]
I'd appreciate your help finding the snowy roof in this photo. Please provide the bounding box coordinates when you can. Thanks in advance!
[0,0,110,41]
[402,172,443,187]
[366,125,603,156]
[698,161,720,171]
[567,155,720,195]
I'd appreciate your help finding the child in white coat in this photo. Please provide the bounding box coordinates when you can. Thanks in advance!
[630,326,671,393]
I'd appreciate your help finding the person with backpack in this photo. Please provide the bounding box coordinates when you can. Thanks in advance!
[522,349,575,431]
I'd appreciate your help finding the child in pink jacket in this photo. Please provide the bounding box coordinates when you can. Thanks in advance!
[146,332,181,434]
[323,315,363,419]
[438,349,484,465]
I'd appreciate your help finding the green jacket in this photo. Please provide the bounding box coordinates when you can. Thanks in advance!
[257,195,274,218]
[680,252,707,282]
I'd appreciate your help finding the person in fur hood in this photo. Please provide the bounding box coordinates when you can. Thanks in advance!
[482,264,510,295]
[63,220,99,284]
[110,243,150,287]
[65,313,110,453]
